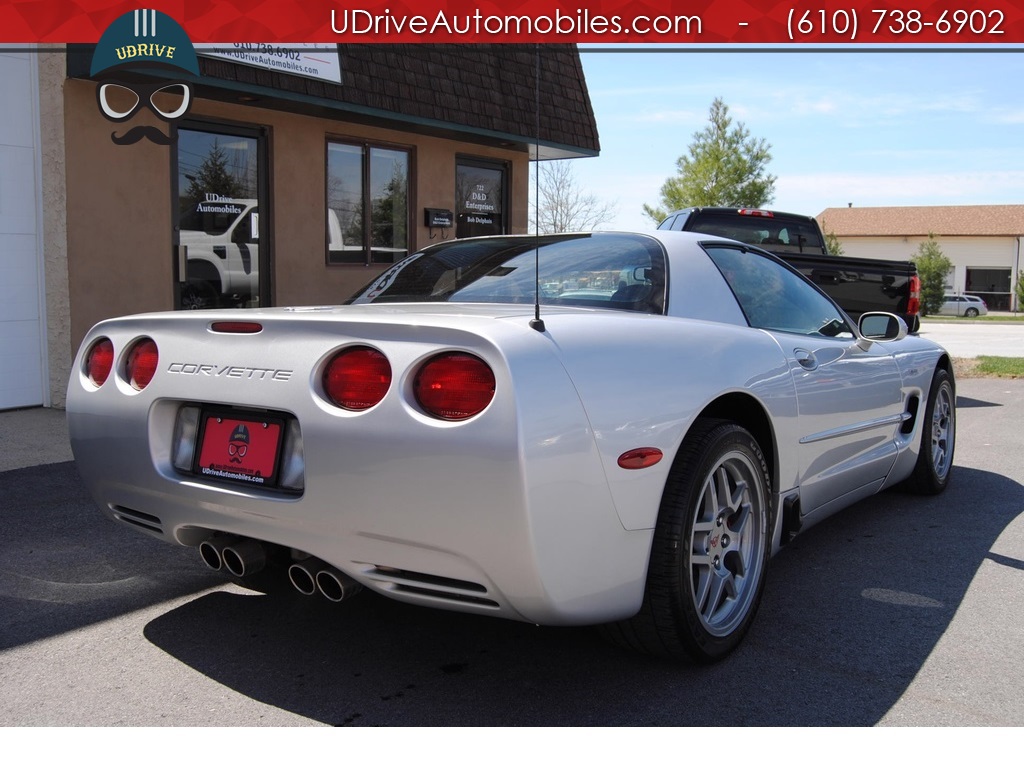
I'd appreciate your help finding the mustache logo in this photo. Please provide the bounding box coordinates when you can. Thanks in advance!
[230,455,243,464]
[110,124,176,145]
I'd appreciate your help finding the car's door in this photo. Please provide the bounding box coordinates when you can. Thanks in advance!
[703,245,905,522]
[227,205,260,299]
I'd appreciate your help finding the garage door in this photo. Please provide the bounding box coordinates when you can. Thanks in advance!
[0,52,45,410]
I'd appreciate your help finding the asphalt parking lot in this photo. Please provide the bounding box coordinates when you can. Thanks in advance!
[1,326,1022,727]
[917,317,1024,358]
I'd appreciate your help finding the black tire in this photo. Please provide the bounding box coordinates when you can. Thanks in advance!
[964,308,979,318]
[180,280,219,310]
[902,367,955,495]
[605,418,772,663]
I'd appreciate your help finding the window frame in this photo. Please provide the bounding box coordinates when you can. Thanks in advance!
[703,243,854,339]
[325,137,414,267]
[454,155,509,239]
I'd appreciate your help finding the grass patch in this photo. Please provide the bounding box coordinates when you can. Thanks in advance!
[923,314,1024,323]
[954,357,1024,379]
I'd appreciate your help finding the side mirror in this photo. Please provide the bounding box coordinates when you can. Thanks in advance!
[858,312,908,343]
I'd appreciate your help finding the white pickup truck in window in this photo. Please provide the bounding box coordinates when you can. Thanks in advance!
[179,198,260,309]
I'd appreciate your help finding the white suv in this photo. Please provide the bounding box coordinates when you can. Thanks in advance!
[938,294,988,317]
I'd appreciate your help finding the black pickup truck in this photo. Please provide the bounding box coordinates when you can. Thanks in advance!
[657,207,921,332]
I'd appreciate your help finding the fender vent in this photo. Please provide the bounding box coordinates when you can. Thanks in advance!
[901,396,920,435]
[111,505,164,535]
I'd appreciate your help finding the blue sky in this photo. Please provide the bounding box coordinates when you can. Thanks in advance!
[569,48,1024,231]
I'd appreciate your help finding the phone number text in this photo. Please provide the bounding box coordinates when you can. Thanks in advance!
[787,8,1006,41]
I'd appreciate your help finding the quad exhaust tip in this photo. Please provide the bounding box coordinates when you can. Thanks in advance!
[200,536,360,602]
[199,535,236,571]
[199,535,266,578]
[289,557,362,602]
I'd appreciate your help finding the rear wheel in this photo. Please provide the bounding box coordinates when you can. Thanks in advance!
[180,280,219,310]
[903,367,955,494]
[606,419,771,662]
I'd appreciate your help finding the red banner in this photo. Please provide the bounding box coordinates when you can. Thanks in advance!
[1,0,1022,44]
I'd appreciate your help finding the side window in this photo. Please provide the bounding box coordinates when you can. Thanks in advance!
[327,141,410,266]
[704,246,853,338]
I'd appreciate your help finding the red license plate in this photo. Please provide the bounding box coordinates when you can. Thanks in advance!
[196,412,283,488]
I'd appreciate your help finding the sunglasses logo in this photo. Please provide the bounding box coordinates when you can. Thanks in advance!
[90,9,200,146]
[98,81,192,122]
[96,81,193,145]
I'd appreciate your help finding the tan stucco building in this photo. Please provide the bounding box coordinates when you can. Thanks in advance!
[2,44,599,410]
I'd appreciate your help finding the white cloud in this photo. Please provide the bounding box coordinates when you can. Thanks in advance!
[993,109,1024,124]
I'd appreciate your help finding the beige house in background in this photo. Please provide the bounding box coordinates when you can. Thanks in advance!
[817,205,1024,312]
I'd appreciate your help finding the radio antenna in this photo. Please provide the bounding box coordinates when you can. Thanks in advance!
[529,43,546,333]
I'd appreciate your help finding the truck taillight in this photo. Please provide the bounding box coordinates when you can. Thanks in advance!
[414,353,495,421]
[323,347,392,410]
[737,209,774,218]
[126,338,159,390]
[908,275,921,316]
[85,338,114,387]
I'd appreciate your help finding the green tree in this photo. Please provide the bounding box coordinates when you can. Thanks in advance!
[912,233,953,316]
[370,163,408,249]
[182,143,246,210]
[643,98,776,224]
[821,221,845,256]
[1015,270,1024,313]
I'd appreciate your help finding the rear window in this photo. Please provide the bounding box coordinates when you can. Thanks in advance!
[347,233,667,314]
[664,211,826,255]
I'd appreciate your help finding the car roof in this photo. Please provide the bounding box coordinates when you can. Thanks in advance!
[662,206,819,222]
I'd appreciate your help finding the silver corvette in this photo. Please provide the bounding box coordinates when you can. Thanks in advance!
[67,231,955,662]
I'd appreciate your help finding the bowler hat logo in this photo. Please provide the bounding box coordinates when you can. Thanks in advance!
[227,424,250,463]
[91,9,199,146]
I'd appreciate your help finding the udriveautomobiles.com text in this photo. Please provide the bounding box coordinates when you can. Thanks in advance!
[330,8,703,37]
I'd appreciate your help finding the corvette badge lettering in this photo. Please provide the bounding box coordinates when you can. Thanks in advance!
[167,362,292,381]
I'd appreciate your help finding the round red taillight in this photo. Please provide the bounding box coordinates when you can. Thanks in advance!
[414,353,495,421]
[86,338,114,387]
[323,347,392,410]
[126,338,159,390]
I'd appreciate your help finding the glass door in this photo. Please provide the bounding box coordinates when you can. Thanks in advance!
[174,124,268,309]
[455,157,507,239]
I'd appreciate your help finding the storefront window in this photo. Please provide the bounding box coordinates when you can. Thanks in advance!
[456,158,507,238]
[327,141,409,265]
[176,126,265,310]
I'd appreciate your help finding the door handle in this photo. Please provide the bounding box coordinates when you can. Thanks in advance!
[794,348,818,371]
[177,245,188,282]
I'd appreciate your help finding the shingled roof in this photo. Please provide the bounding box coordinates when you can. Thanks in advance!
[194,44,599,158]
[817,205,1024,237]
[69,43,600,157]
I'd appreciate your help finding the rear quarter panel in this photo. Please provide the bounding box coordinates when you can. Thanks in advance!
[540,312,799,531]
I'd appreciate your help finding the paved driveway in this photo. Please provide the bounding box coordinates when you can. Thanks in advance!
[918,320,1024,358]
[1,378,1022,727]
